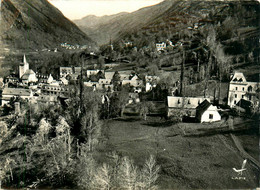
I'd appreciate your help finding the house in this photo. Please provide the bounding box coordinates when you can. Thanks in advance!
[4,73,19,84]
[228,72,259,108]
[99,79,112,85]
[124,42,133,48]
[196,100,221,123]
[87,70,102,77]
[105,72,115,80]
[167,96,210,117]
[74,67,82,75]
[60,67,73,78]
[156,42,166,51]
[1,88,33,106]
[41,83,68,95]
[37,73,48,83]
[47,74,54,84]
[122,74,143,87]
[59,77,69,85]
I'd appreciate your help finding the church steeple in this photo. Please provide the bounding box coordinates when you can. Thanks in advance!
[23,54,27,64]
[19,55,29,78]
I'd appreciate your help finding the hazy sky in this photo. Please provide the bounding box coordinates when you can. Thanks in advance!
[48,0,163,20]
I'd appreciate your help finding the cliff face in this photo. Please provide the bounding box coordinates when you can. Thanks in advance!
[0,0,96,50]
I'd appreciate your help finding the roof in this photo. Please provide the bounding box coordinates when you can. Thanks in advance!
[21,69,36,80]
[120,74,130,80]
[196,99,211,112]
[167,96,210,109]
[236,99,252,109]
[2,88,31,96]
[105,72,115,80]
[230,72,247,83]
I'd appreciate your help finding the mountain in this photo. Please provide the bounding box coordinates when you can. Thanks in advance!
[0,0,96,50]
[73,1,176,45]
[74,0,259,49]
[74,12,129,45]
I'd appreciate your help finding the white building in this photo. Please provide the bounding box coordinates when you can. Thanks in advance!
[122,75,143,87]
[196,100,221,123]
[19,55,38,84]
[60,67,73,78]
[21,69,38,84]
[156,42,166,51]
[228,72,259,108]
[167,96,210,117]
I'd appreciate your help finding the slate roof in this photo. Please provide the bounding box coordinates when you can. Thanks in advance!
[2,88,31,96]
[196,99,212,113]
[167,96,210,109]
[21,69,36,80]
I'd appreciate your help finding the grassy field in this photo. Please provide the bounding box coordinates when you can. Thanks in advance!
[96,116,259,189]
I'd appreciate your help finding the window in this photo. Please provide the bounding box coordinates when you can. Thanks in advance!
[188,100,191,104]
[178,99,181,104]
[235,87,238,90]
[234,100,237,104]
[242,87,244,91]
[235,94,237,98]
[209,114,213,119]
[242,95,244,99]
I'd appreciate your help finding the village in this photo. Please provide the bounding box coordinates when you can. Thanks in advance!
[1,53,259,125]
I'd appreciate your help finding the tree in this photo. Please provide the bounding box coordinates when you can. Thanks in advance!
[137,101,155,120]
[92,163,112,190]
[117,156,138,190]
[140,155,160,190]
[112,71,121,91]
[44,117,75,186]
[80,90,102,151]
[76,143,96,189]
[97,56,105,70]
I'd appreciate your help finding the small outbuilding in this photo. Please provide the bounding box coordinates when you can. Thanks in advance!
[196,100,221,123]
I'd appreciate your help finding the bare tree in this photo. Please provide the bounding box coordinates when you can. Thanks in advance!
[118,156,138,190]
[92,163,112,190]
[141,155,160,190]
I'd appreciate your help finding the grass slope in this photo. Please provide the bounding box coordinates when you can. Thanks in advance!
[96,116,259,189]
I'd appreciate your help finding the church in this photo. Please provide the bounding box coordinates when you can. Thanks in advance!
[19,55,38,84]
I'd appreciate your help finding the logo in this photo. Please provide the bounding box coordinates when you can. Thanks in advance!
[232,159,247,180]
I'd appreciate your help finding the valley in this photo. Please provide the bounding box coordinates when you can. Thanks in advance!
[0,0,259,189]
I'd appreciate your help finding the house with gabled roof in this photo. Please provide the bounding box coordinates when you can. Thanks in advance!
[167,96,210,117]
[196,100,221,123]
[122,74,143,87]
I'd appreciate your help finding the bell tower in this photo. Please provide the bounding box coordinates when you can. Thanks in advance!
[19,55,29,78]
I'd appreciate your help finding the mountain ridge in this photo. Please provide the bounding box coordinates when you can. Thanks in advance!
[0,0,96,50]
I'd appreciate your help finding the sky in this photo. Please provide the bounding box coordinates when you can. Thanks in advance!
[48,0,164,20]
